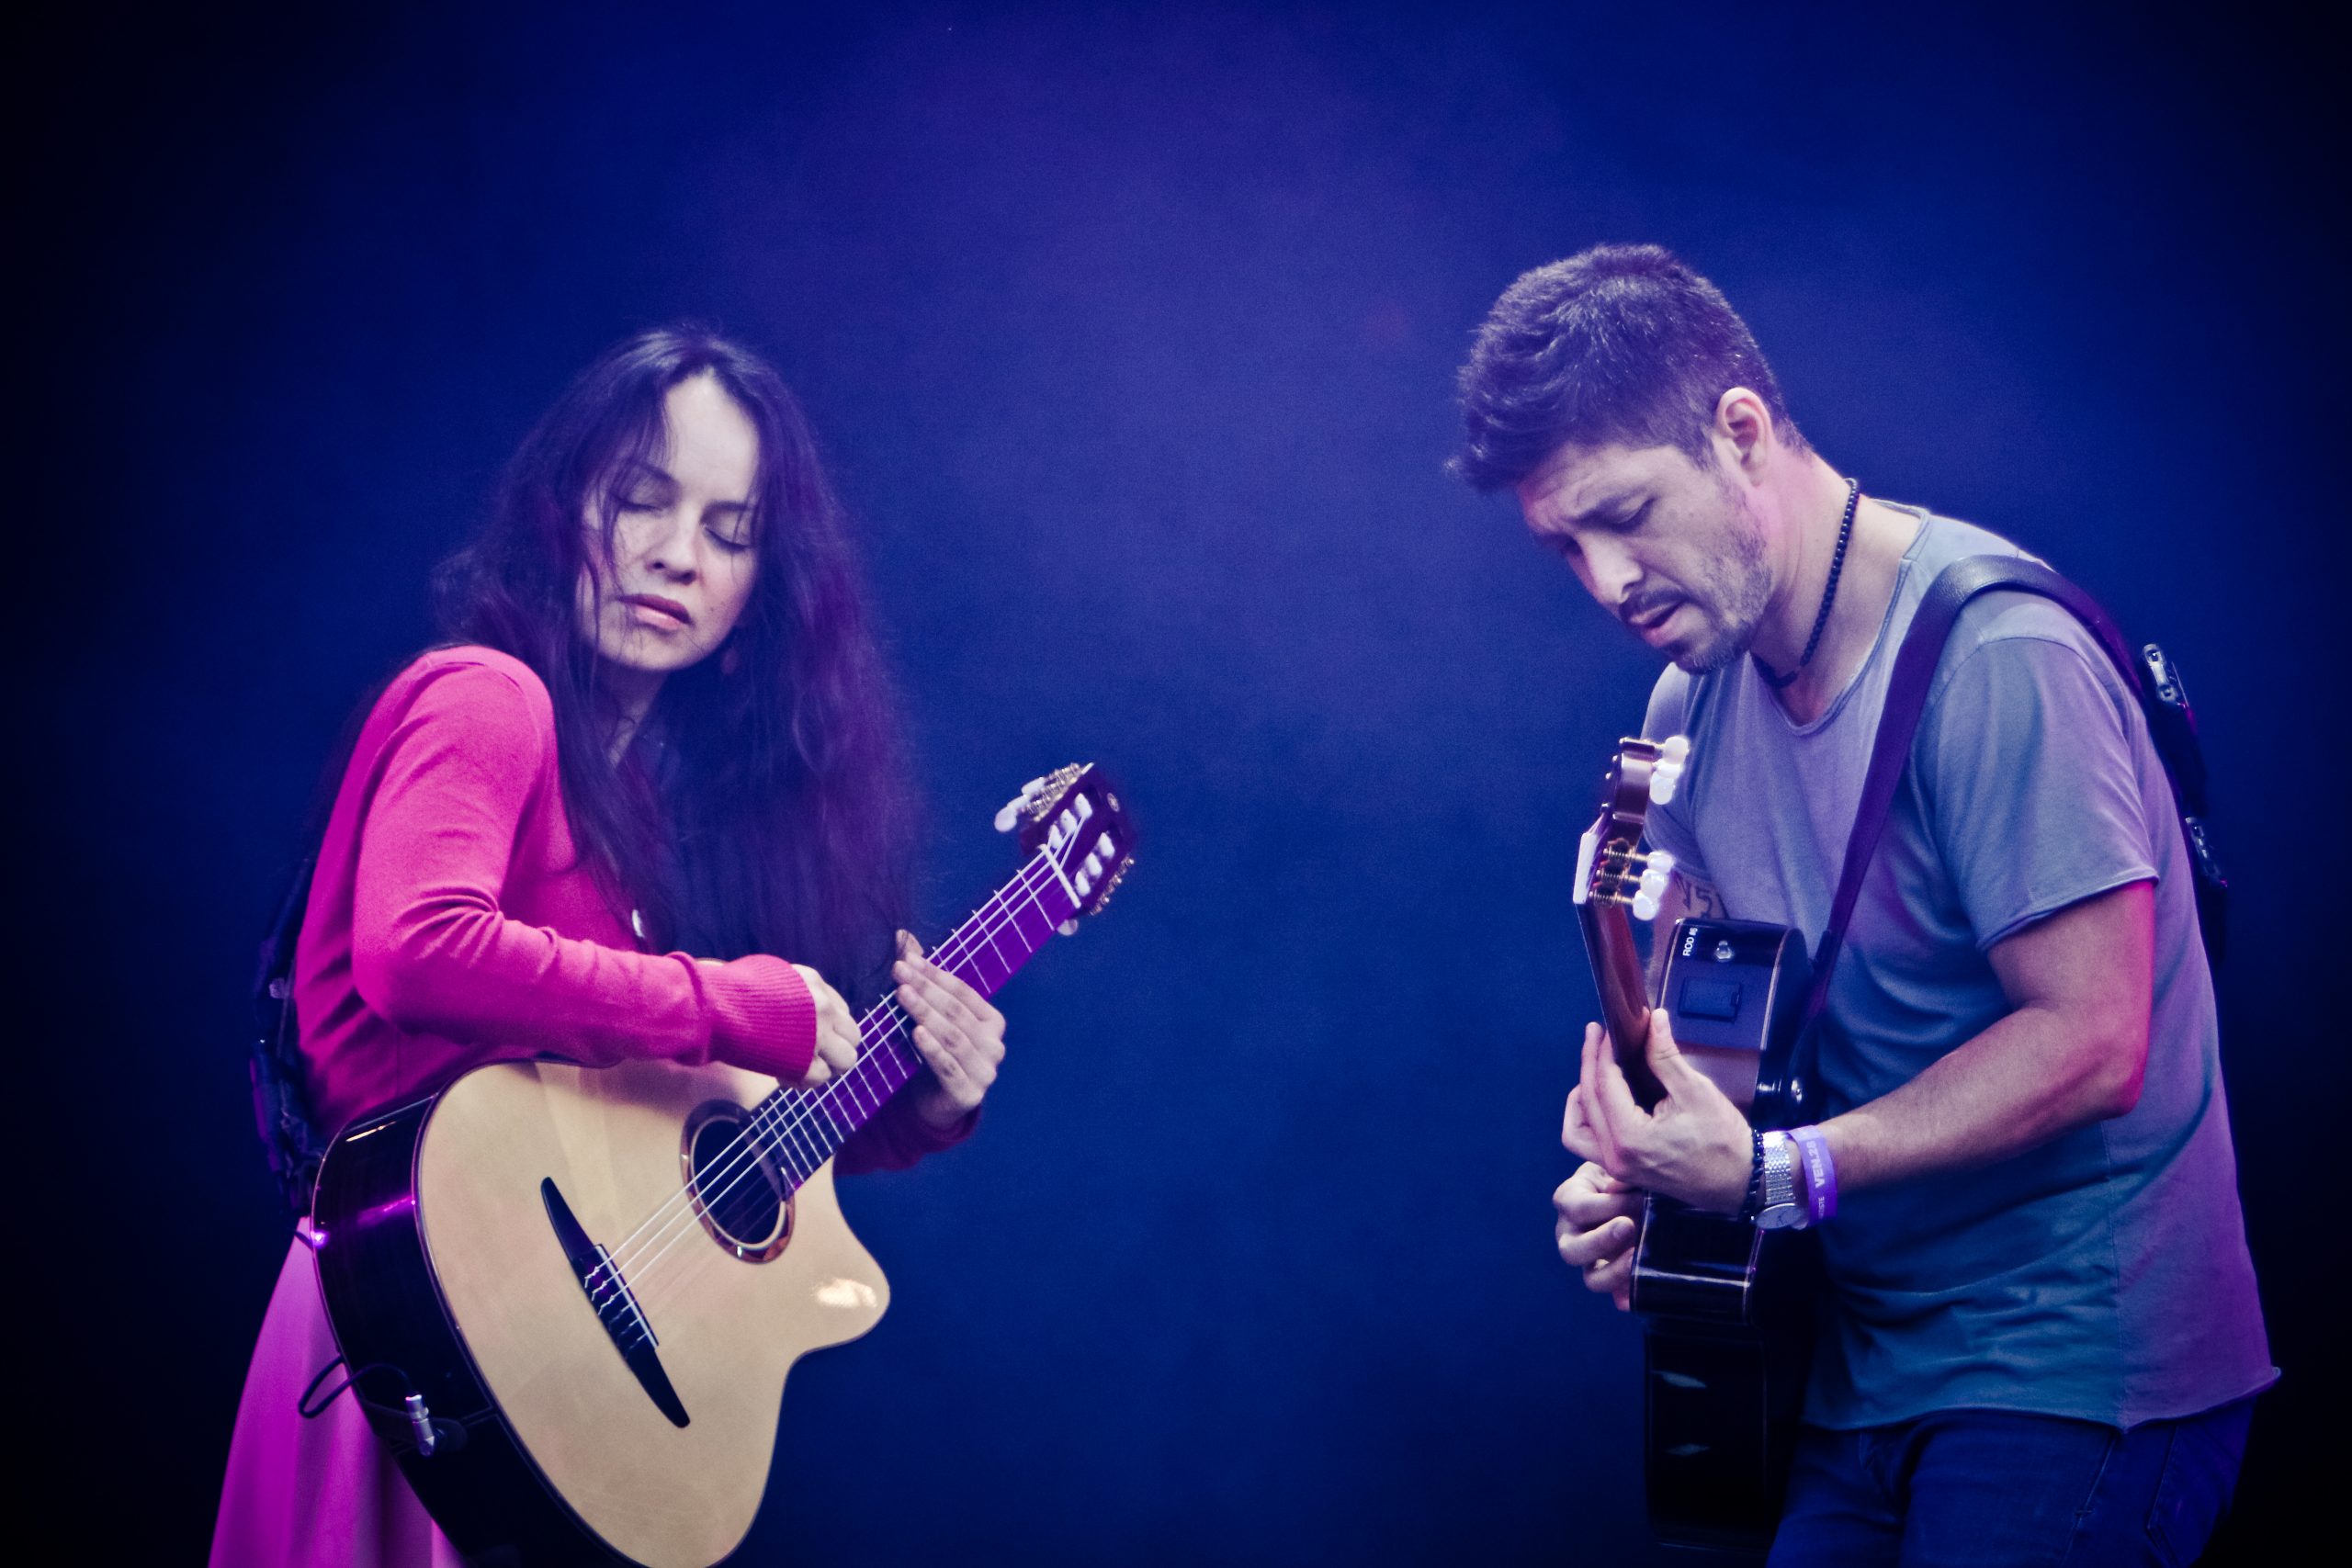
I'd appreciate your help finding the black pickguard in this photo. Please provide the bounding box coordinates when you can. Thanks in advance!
[539,1178,689,1428]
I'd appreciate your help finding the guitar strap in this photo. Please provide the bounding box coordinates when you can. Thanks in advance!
[1793,554,2227,1065]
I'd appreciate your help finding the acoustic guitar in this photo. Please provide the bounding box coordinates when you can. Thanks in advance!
[309,764,1133,1566]
[1570,736,1815,1551]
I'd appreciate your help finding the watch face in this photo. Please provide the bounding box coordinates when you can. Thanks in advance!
[1755,1201,1805,1231]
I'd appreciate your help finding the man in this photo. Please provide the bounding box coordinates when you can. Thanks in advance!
[1455,245,2270,1563]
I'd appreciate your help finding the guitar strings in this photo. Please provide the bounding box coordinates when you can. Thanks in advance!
[591,857,1056,1292]
[581,853,1068,1310]
[606,862,1054,1290]
[600,857,1056,1276]
[593,861,1062,1321]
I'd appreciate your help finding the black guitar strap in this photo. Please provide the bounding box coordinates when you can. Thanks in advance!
[1793,554,2227,1061]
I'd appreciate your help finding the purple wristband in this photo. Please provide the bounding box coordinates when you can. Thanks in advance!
[1789,1124,1838,1225]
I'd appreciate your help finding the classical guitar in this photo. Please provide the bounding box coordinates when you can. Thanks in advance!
[309,765,1134,1567]
[1570,737,1815,1551]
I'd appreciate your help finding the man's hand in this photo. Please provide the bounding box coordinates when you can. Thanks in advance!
[1554,1160,1644,1310]
[788,964,863,1087]
[894,931,1007,1129]
[1564,1007,1752,1213]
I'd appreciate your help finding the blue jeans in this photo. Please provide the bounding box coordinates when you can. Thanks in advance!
[1766,1399,2253,1566]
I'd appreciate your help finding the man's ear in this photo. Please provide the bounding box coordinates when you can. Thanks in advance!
[1712,386,1778,478]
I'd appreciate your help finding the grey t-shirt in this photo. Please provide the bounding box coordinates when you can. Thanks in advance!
[1640,508,2272,1430]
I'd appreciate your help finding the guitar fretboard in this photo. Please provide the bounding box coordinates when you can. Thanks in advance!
[750,850,1078,1190]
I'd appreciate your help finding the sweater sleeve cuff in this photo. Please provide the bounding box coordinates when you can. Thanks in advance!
[703,954,818,1081]
[839,1093,978,1173]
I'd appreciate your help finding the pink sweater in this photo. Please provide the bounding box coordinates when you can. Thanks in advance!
[295,644,956,1168]
[212,646,961,1567]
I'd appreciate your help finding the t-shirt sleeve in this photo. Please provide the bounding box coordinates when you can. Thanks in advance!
[347,660,817,1079]
[1913,626,2159,950]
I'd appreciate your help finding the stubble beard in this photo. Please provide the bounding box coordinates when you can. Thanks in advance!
[1668,490,1772,675]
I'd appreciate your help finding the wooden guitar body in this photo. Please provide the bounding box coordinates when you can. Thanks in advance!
[315,1058,888,1566]
[311,764,1136,1566]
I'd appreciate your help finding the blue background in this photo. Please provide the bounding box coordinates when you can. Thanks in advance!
[25,3,2343,1561]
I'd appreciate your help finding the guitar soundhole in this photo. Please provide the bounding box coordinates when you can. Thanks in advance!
[681,1102,795,1263]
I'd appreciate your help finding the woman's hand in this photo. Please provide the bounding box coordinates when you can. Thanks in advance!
[788,964,863,1087]
[894,931,1006,1128]
[1554,1159,1645,1311]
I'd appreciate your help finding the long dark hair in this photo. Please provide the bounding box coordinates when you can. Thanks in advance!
[432,326,916,990]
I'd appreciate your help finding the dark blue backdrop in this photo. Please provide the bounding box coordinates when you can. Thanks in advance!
[27,3,2343,1562]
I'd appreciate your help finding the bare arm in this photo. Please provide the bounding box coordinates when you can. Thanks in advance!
[1566,878,2154,1211]
[1817,877,2153,1190]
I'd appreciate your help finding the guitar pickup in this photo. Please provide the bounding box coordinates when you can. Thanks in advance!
[540,1178,690,1428]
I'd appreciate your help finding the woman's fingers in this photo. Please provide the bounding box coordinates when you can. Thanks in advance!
[790,964,863,1085]
[894,931,1008,1124]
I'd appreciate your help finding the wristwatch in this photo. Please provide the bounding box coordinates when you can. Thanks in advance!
[1753,1130,1806,1230]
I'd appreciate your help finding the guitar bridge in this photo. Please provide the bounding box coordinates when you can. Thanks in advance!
[540,1179,690,1427]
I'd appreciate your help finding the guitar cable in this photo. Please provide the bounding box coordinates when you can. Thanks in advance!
[299,1355,469,1458]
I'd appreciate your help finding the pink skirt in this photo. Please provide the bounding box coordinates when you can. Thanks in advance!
[210,1239,463,1568]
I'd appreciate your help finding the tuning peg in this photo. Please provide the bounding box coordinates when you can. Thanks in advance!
[1648,737,1690,805]
[993,777,1046,833]
[1057,919,1080,936]
[1631,889,1661,920]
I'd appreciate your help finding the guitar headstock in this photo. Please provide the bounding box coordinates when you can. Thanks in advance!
[1573,735,1690,1110]
[996,764,1135,931]
[1572,736,1688,920]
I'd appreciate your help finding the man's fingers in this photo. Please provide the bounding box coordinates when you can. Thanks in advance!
[1644,1005,1705,1089]
[1579,1024,1628,1171]
[1555,1212,1637,1269]
[1561,1087,1603,1162]
[1555,1203,1640,1282]
[1587,1015,1652,1136]
[1556,1165,1645,1230]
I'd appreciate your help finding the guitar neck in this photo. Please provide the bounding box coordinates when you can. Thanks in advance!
[1577,893,1665,1109]
[756,850,1080,1187]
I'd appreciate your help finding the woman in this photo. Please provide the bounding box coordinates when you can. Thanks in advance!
[211,328,1006,1566]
